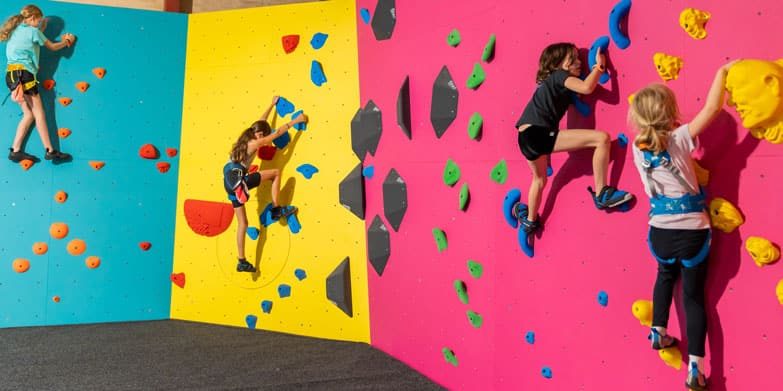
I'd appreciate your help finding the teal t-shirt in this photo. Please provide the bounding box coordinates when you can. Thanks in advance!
[6,23,47,74]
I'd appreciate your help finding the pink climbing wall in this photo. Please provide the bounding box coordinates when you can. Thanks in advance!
[357,0,783,389]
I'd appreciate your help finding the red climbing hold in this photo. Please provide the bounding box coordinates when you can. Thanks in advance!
[156,162,170,173]
[139,144,158,159]
[258,145,277,160]
[248,164,259,174]
[42,79,55,90]
[282,35,300,54]
[171,272,186,288]
[166,148,178,157]
[139,241,151,251]
[183,199,234,237]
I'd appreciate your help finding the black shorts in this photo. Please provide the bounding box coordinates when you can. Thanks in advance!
[6,69,39,96]
[517,125,559,161]
[223,162,262,208]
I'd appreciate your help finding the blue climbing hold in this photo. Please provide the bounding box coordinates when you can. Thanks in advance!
[295,269,307,280]
[363,165,375,178]
[502,188,522,229]
[588,36,611,84]
[517,223,534,258]
[572,93,591,117]
[525,331,535,345]
[310,32,328,49]
[546,165,554,177]
[261,300,273,314]
[360,8,371,24]
[296,164,319,179]
[276,96,295,117]
[618,202,632,212]
[292,110,307,131]
[542,366,553,379]
[609,0,632,50]
[273,131,291,149]
[287,213,301,234]
[311,60,327,87]
[260,203,276,227]
[598,290,609,307]
[617,133,628,147]
[278,284,292,298]
[245,315,258,329]
[246,227,260,240]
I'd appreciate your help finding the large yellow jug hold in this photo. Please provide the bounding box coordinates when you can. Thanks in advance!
[745,236,780,267]
[659,346,682,370]
[708,198,744,233]
[726,59,783,144]
[631,299,653,326]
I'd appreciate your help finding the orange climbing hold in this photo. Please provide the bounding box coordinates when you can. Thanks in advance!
[75,81,89,93]
[85,256,101,269]
[54,190,68,203]
[58,97,72,106]
[171,272,186,288]
[139,241,151,251]
[92,67,106,79]
[32,242,48,255]
[67,239,86,256]
[183,199,234,237]
[139,144,158,159]
[49,222,69,239]
[58,128,72,138]
[156,161,171,173]
[52,295,61,303]
[166,148,178,157]
[89,161,105,170]
[13,258,30,273]
[19,159,33,171]
[42,79,55,90]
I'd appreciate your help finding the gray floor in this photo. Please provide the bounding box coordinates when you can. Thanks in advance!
[0,320,443,391]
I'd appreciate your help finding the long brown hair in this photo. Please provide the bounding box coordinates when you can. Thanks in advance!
[0,5,43,42]
[230,120,271,164]
[536,42,577,83]
[629,84,680,153]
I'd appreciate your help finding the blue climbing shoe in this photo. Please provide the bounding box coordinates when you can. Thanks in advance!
[589,185,634,210]
[685,362,708,391]
[648,328,678,350]
[512,203,541,234]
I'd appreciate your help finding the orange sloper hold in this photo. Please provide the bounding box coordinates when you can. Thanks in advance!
[171,272,186,288]
[32,242,48,255]
[89,161,105,170]
[58,128,72,138]
[58,97,72,106]
[50,222,69,239]
[19,159,33,171]
[156,161,171,173]
[54,190,68,203]
[67,239,86,256]
[42,79,55,90]
[183,199,234,237]
[92,67,106,79]
[75,81,89,93]
[13,258,30,273]
[85,256,100,269]
[165,148,178,157]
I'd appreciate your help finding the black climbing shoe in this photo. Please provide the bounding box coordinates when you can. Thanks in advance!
[8,148,36,162]
[236,259,256,273]
[45,149,72,163]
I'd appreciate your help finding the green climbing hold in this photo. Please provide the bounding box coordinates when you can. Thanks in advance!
[467,259,483,279]
[443,159,461,187]
[482,34,496,63]
[447,29,461,47]
[490,159,508,184]
[442,347,459,367]
[454,279,469,304]
[433,228,448,252]
[459,182,470,211]
[468,112,483,140]
[466,62,486,90]
[467,310,483,328]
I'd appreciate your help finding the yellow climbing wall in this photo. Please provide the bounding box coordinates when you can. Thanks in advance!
[171,0,369,342]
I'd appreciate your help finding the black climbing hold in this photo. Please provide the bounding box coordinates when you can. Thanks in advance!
[339,163,365,220]
[326,257,353,317]
[368,215,391,276]
[397,75,411,139]
[431,65,459,138]
[383,168,407,232]
[350,100,383,161]
[371,0,396,41]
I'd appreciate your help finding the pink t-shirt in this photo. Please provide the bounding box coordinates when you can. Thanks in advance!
[632,124,711,230]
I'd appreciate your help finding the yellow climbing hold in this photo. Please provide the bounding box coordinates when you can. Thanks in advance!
[653,53,684,81]
[708,198,744,233]
[726,59,783,144]
[693,160,709,187]
[776,279,783,305]
[745,236,780,267]
[631,299,653,327]
[679,8,711,40]
[659,346,682,370]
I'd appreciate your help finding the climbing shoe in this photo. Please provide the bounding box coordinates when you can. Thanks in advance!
[588,185,633,210]
[8,148,36,162]
[685,362,708,391]
[236,258,256,273]
[44,149,72,163]
[649,328,678,350]
[512,203,541,234]
[271,205,297,220]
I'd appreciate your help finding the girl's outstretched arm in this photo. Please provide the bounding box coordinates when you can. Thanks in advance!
[260,96,279,121]
[250,115,308,149]
[688,61,737,138]
[43,33,75,51]
[564,47,606,95]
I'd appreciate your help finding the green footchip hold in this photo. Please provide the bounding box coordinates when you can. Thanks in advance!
[459,182,470,211]
[467,259,483,279]
[433,228,448,252]
[468,112,483,140]
[443,158,461,187]
[447,29,461,47]
[466,62,486,90]
[490,159,508,184]
[482,34,496,62]
[442,347,459,367]
[467,310,483,328]
[454,279,468,304]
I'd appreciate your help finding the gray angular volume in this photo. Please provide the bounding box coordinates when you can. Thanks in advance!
[339,163,365,220]
[350,100,383,161]
[326,257,353,317]
[371,0,396,41]
[397,76,411,139]
[382,168,407,232]
[431,66,459,138]
[368,215,391,276]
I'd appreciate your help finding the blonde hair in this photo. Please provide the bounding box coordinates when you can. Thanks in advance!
[629,83,680,153]
[0,5,43,42]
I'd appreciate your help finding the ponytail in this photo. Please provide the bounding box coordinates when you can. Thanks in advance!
[1,5,44,42]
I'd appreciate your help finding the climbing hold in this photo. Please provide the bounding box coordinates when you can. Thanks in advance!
[443,159,461,186]
[466,310,483,328]
[85,256,100,269]
[42,79,55,90]
[52,295,61,303]
[371,0,396,41]
[383,169,407,232]
[19,159,33,171]
[156,162,171,173]
[502,188,521,229]
[289,212,303,234]
[359,8,371,24]
[58,97,72,106]
[546,166,553,177]
[261,300,273,313]
[525,331,535,344]
[597,290,609,307]
[273,132,291,149]
[608,0,632,49]
[166,148,178,157]
[467,259,483,279]
[653,53,684,81]
[466,62,486,90]
[171,272,186,288]
[433,228,448,252]
[454,280,468,304]
[278,284,292,298]
[659,346,682,370]
[350,100,383,160]
[32,242,48,255]
[276,96,295,117]
[75,81,89,93]
[13,258,30,273]
[588,36,611,84]
[442,347,459,367]
[726,60,783,142]
[326,257,353,317]
[776,279,783,305]
[248,165,259,174]
[468,112,483,140]
[459,183,470,211]
[292,110,307,131]
[67,239,86,256]
[245,315,257,329]
[541,366,553,379]
[632,299,653,326]
[139,144,159,159]
[431,65,459,138]
[258,145,277,160]
[482,34,496,63]
[57,128,71,138]
[693,160,709,187]
[294,269,307,281]
[246,227,260,240]
[745,236,780,267]
[281,35,299,54]
[183,199,234,237]
[311,60,327,87]
[92,67,106,79]
[617,133,628,147]
[490,160,508,184]
[397,76,411,139]
[368,216,391,276]
[708,198,744,233]
[310,32,328,49]
[628,93,636,104]
[572,93,591,117]
[89,161,105,170]
[339,163,366,220]
[49,222,69,239]
[296,164,318,179]
[680,8,710,40]
[362,165,375,178]
[447,29,461,47]
[139,242,151,251]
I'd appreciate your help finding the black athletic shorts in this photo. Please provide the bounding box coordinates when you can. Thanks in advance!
[517,125,559,161]
[6,69,39,96]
